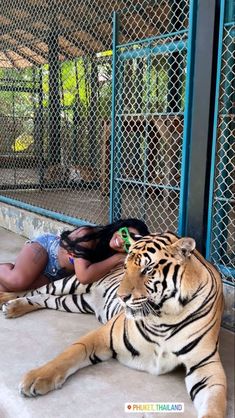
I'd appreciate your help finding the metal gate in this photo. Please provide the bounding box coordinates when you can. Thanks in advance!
[206,0,234,285]
[110,0,193,233]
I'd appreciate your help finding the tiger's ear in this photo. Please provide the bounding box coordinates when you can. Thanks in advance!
[171,237,196,261]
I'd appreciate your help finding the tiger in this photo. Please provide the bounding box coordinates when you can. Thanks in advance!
[0,231,227,418]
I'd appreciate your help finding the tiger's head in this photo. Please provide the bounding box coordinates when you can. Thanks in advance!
[117,232,198,320]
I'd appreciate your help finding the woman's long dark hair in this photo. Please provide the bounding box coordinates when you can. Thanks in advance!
[60,218,149,262]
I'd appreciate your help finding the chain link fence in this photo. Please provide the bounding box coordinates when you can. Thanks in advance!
[112,1,188,231]
[208,1,234,286]
[0,0,234,266]
[0,0,115,225]
[0,0,190,231]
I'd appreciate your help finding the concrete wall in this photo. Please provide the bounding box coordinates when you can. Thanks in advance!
[222,285,235,332]
[0,202,72,238]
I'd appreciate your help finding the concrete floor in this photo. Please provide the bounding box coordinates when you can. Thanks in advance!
[0,227,234,418]
[1,187,179,232]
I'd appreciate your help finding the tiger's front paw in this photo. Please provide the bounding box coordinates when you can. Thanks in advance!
[0,292,16,308]
[2,299,25,318]
[19,367,66,397]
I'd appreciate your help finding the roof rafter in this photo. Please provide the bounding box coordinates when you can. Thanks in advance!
[0,40,45,67]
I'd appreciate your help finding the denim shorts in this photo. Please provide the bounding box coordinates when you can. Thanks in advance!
[28,234,71,282]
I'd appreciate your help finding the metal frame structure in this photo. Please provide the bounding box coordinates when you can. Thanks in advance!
[206,0,235,284]
[0,0,234,289]
[110,2,190,232]
[182,0,219,252]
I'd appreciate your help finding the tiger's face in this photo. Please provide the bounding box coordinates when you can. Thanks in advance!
[117,232,196,319]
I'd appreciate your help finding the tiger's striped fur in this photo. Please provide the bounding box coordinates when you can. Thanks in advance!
[0,232,227,418]
[0,267,124,323]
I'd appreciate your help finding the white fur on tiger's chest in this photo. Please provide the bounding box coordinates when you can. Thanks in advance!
[154,348,180,375]
[119,342,180,376]
[117,319,181,375]
[139,347,180,376]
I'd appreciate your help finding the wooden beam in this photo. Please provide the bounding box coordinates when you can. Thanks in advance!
[6,35,49,61]
[4,50,21,68]
[0,23,103,58]
[0,39,42,66]
[0,2,110,54]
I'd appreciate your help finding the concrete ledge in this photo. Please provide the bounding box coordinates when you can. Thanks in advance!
[0,202,72,238]
[223,283,235,332]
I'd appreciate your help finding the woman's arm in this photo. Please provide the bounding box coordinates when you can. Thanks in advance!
[60,226,126,284]
[73,253,126,284]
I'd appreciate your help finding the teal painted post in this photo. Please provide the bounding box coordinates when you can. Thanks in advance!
[207,0,234,271]
[181,0,219,252]
[206,0,225,259]
[178,0,197,235]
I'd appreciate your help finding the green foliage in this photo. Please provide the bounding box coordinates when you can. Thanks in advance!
[42,59,90,109]
[0,49,185,157]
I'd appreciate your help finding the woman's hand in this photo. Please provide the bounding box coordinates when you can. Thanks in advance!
[73,253,127,285]
[112,253,127,267]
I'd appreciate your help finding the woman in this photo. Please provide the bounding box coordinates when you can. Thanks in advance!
[0,218,149,292]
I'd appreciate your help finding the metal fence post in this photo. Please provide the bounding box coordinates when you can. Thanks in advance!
[206,0,235,281]
[184,0,219,253]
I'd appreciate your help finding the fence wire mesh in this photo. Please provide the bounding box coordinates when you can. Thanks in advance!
[0,0,114,225]
[209,8,235,284]
[0,0,189,230]
[112,25,187,231]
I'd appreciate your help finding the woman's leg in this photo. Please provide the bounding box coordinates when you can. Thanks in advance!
[0,264,14,291]
[0,243,49,292]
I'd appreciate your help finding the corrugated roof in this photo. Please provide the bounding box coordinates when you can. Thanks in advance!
[0,0,186,68]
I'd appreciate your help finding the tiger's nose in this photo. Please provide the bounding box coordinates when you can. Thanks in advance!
[118,293,132,303]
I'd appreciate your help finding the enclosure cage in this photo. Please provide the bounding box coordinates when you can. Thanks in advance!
[0,0,234,292]
[0,0,191,230]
